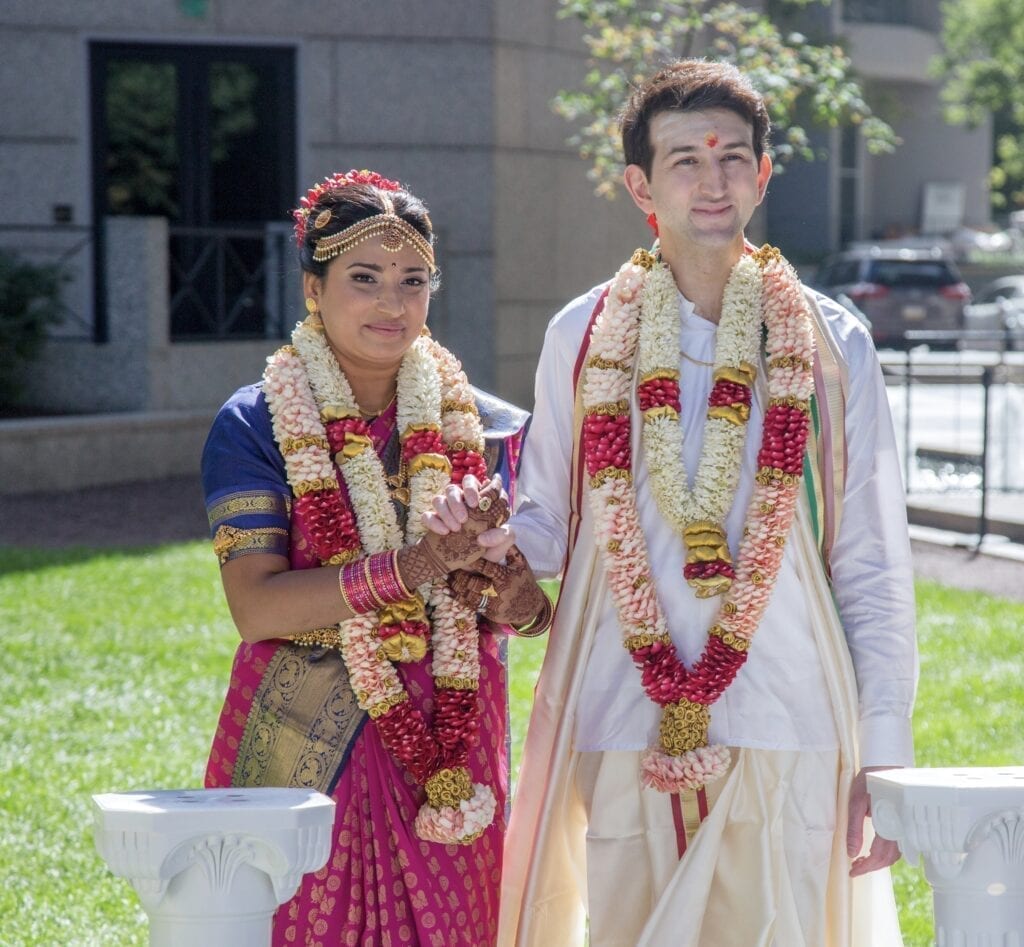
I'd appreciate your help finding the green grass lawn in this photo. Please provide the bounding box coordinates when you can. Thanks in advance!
[1,545,1021,945]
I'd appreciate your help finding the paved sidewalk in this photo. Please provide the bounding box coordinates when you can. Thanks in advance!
[0,476,209,549]
[1,477,1023,601]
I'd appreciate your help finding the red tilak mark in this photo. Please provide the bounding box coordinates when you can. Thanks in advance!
[705,132,719,148]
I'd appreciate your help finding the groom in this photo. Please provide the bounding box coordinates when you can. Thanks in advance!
[498,59,917,946]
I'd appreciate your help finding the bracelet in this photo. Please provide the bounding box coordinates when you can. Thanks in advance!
[510,595,553,638]
[339,559,378,614]
[361,556,389,609]
[389,548,415,599]
[368,549,412,602]
[340,551,416,615]
[338,567,356,614]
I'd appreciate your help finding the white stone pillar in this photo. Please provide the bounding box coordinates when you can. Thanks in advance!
[867,766,1024,946]
[92,787,335,947]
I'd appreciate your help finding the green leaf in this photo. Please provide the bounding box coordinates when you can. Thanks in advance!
[552,0,896,198]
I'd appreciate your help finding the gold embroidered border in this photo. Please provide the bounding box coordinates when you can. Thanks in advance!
[207,490,290,529]
[232,645,367,793]
[212,525,289,564]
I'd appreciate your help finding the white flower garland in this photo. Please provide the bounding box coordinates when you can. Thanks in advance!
[264,317,496,843]
[582,246,816,792]
[636,255,762,530]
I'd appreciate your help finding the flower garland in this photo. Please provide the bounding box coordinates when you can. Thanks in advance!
[263,314,494,843]
[292,169,400,247]
[582,245,815,792]
[636,254,763,596]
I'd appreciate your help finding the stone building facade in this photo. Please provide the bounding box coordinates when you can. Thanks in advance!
[0,0,990,426]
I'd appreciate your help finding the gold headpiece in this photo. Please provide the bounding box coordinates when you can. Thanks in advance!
[313,198,436,271]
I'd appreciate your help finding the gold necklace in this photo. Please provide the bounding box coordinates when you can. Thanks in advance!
[679,348,714,368]
[357,391,397,419]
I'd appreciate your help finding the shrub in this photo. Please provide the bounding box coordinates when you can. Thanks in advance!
[0,250,65,407]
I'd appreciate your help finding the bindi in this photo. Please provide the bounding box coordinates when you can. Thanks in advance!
[704,132,719,148]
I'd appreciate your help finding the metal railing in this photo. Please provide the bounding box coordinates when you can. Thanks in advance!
[0,220,298,345]
[0,224,98,341]
[881,330,1024,543]
[168,223,293,341]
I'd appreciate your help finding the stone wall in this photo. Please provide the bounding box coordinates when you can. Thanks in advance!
[19,217,279,414]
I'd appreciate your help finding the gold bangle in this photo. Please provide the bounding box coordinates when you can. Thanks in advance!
[512,595,553,637]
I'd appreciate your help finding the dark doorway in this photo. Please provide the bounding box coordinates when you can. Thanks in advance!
[90,42,296,340]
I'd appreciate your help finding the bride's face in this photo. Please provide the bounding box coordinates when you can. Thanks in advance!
[304,237,430,376]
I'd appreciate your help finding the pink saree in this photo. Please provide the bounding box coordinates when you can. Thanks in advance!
[203,391,523,946]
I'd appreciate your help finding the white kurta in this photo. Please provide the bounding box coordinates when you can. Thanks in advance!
[511,283,917,768]
[499,280,918,946]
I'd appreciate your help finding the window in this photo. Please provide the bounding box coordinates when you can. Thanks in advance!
[837,124,860,249]
[819,260,860,285]
[842,0,910,25]
[867,261,957,288]
[91,42,296,339]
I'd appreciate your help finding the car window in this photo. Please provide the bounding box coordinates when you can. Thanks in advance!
[867,260,956,287]
[819,260,859,285]
[982,282,1024,302]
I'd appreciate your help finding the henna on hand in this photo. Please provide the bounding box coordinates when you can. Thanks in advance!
[405,478,513,588]
[454,546,547,625]
[448,568,491,610]
[463,478,510,532]
[408,516,489,581]
[397,543,446,590]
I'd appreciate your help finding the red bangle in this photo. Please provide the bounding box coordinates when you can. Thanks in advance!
[366,549,409,603]
[339,559,378,614]
[338,565,357,614]
[341,551,417,616]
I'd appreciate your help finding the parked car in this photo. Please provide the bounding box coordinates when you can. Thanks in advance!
[962,275,1024,351]
[814,246,971,349]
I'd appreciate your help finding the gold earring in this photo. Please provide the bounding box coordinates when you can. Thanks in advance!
[305,297,317,315]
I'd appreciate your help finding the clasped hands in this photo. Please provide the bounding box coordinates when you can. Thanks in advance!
[416,475,547,626]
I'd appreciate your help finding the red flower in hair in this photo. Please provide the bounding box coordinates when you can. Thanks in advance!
[292,169,403,246]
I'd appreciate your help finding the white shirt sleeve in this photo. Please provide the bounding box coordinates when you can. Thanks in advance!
[510,287,605,579]
[822,297,919,768]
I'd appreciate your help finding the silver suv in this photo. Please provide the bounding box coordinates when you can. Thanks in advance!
[814,246,971,349]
